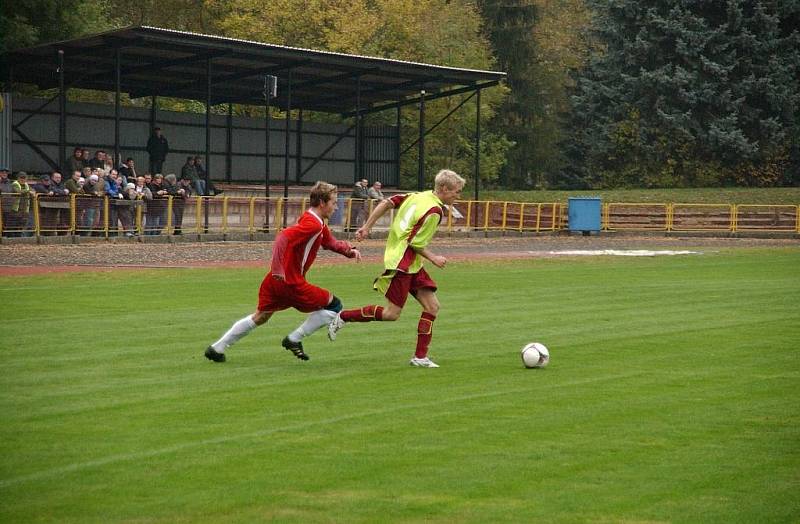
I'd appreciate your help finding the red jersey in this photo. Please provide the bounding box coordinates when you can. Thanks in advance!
[269,209,355,284]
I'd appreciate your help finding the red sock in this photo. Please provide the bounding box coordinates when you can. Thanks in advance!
[341,305,384,322]
[415,312,436,358]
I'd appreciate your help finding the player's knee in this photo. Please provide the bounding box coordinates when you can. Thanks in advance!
[422,300,439,316]
[252,311,270,325]
[381,305,402,321]
[324,295,343,313]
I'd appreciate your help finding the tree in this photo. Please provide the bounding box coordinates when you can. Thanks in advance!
[211,0,510,189]
[564,0,800,188]
[1,0,115,52]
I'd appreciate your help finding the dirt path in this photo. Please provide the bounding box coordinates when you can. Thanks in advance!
[0,235,796,276]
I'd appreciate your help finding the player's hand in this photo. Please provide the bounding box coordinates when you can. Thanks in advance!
[355,227,369,241]
[351,248,362,262]
[430,255,447,268]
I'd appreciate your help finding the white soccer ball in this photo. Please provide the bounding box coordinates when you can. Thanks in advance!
[521,342,550,368]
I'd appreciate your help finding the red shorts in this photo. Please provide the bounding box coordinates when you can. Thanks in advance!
[381,268,438,308]
[257,274,331,313]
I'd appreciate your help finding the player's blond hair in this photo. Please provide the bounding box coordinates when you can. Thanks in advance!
[434,169,465,191]
[309,181,337,207]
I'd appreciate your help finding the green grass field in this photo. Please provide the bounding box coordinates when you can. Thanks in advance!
[2,248,799,523]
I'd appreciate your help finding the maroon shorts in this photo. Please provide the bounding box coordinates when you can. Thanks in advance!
[382,267,438,308]
[257,274,330,313]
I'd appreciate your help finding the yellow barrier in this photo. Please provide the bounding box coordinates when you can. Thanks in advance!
[605,203,670,231]
[735,204,798,232]
[670,203,734,231]
[3,196,798,238]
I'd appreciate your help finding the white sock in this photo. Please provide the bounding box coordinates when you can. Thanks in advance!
[288,309,337,343]
[212,315,257,352]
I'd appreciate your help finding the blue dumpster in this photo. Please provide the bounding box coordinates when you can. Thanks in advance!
[568,197,601,234]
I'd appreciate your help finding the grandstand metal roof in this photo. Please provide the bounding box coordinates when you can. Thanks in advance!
[2,26,505,114]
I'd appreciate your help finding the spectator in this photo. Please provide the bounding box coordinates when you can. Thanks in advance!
[179,175,194,196]
[32,174,52,194]
[49,171,70,234]
[163,172,180,196]
[50,172,68,196]
[66,171,84,231]
[81,149,91,169]
[181,156,205,196]
[164,173,187,234]
[175,176,194,234]
[0,167,14,236]
[350,179,369,229]
[65,170,82,195]
[93,168,107,194]
[32,174,54,234]
[81,166,92,180]
[0,167,12,193]
[105,170,123,236]
[146,173,168,235]
[351,179,368,200]
[68,147,84,174]
[88,150,105,170]
[10,172,33,237]
[134,176,153,235]
[193,156,221,195]
[134,176,152,199]
[82,173,103,235]
[119,182,137,237]
[105,170,122,198]
[368,180,385,200]
[118,157,137,186]
[146,127,169,174]
[103,154,114,178]
[144,173,153,187]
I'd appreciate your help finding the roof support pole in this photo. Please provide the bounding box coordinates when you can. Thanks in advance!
[114,47,121,167]
[295,108,303,184]
[396,101,401,185]
[283,69,292,201]
[474,87,481,204]
[226,103,232,184]
[57,49,66,173]
[417,89,425,191]
[204,57,212,231]
[263,75,276,231]
[355,76,362,184]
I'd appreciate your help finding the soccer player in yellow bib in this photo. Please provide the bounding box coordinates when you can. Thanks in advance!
[328,169,465,368]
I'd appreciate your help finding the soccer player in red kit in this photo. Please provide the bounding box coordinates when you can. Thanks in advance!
[205,181,361,363]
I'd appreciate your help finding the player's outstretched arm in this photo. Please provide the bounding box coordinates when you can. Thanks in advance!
[356,199,394,241]
[416,246,447,268]
[321,229,362,262]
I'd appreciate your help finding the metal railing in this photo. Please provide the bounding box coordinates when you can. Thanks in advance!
[1,195,798,237]
[603,203,800,233]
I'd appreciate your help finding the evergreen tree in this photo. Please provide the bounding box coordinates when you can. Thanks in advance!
[478,0,539,188]
[564,0,800,188]
[1,0,114,52]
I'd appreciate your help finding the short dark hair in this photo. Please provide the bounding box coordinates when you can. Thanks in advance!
[126,157,134,162]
